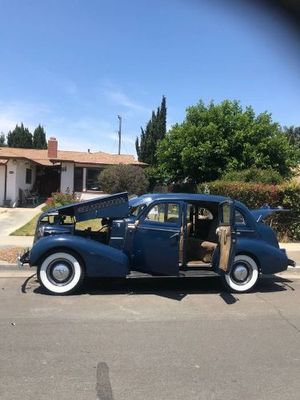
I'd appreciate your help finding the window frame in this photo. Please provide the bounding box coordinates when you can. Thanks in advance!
[25,168,32,184]
[142,201,182,227]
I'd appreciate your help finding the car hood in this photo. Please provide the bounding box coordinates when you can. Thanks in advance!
[47,192,129,222]
[251,207,289,222]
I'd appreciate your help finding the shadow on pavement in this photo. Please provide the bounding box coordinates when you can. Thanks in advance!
[28,275,296,304]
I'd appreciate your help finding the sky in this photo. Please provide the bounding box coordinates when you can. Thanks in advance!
[0,0,299,156]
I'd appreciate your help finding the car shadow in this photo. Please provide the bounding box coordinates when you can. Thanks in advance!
[30,275,296,304]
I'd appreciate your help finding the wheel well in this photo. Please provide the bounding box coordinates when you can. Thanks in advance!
[235,252,261,272]
[36,247,86,272]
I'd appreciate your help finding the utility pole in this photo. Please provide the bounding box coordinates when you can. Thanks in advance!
[117,115,122,155]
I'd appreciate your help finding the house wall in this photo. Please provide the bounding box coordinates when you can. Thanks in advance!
[6,160,36,206]
[0,166,5,205]
[60,162,74,193]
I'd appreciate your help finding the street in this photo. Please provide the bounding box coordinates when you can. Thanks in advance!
[0,275,300,400]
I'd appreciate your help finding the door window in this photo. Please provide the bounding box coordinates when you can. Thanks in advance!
[145,203,180,224]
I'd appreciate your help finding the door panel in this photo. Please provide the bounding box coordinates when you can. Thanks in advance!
[217,201,236,273]
[132,202,181,275]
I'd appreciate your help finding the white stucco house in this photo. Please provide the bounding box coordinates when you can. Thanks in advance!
[0,138,145,207]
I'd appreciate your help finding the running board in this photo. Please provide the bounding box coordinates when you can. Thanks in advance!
[127,270,218,279]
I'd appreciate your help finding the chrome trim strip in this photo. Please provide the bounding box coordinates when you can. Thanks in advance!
[138,226,179,233]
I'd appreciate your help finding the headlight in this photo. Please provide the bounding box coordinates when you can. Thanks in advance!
[37,226,45,238]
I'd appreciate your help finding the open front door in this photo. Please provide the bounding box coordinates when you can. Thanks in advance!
[217,200,236,273]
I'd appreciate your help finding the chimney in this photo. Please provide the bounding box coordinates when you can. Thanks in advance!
[48,137,58,159]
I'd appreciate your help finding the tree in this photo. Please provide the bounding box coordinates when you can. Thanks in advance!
[284,125,300,147]
[0,133,6,146]
[33,125,47,149]
[7,123,33,148]
[136,95,167,165]
[99,165,149,195]
[156,100,298,183]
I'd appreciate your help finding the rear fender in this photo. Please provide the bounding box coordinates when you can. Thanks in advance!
[235,238,289,274]
[29,235,129,278]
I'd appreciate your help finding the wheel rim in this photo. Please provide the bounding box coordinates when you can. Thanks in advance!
[39,252,83,294]
[224,255,259,292]
[230,261,252,285]
[47,259,75,286]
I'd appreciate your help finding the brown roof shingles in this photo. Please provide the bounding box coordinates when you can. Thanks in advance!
[0,147,145,166]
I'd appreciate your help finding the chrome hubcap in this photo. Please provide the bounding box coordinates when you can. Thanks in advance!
[233,264,249,282]
[52,263,71,282]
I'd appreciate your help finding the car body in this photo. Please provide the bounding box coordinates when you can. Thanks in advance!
[19,192,295,294]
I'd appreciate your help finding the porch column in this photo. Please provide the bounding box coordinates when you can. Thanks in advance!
[82,168,87,192]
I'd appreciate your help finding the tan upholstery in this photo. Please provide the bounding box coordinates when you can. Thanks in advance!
[186,238,217,264]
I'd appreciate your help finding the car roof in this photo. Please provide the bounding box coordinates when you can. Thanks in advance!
[130,193,229,204]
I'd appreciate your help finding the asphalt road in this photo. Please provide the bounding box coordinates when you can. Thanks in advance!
[0,276,300,400]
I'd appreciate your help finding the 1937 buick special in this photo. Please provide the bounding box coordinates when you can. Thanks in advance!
[18,192,295,295]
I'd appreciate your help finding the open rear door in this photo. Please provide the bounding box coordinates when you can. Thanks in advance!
[217,200,236,273]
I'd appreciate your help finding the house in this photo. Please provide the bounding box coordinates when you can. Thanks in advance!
[0,138,145,207]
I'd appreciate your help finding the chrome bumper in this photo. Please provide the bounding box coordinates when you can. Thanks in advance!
[17,250,30,268]
[288,258,296,267]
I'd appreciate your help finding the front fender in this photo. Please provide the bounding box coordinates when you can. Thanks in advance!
[29,235,129,278]
[236,238,289,274]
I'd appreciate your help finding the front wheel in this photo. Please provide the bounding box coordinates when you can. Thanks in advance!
[221,254,259,293]
[37,251,84,295]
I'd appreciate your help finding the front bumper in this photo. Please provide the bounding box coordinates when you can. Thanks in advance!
[17,250,30,268]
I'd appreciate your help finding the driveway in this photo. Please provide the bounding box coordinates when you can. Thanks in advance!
[0,205,43,236]
[0,275,300,400]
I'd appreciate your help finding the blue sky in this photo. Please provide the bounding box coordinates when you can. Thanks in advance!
[0,0,299,156]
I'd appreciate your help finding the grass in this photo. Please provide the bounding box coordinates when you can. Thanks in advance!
[10,214,101,236]
[11,214,40,236]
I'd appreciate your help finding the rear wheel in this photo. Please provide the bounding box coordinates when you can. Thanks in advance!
[38,251,84,295]
[221,254,259,293]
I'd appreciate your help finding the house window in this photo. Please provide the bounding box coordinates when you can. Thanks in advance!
[74,167,83,192]
[86,168,102,191]
[25,168,32,184]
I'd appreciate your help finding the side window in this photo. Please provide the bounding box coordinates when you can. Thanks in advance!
[198,207,213,220]
[235,210,246,225]
[145,203,180,224]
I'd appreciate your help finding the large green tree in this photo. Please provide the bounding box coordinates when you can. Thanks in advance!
[135,95,167,165]
[7,123,33,148]
[33,125,47,149]
[156,100,298,183]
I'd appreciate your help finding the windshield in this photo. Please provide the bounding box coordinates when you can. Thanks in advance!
[129,203,147,217]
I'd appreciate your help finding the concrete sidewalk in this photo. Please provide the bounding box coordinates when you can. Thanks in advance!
[0,203,44,236]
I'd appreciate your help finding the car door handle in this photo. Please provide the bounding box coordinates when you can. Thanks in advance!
[170,232,179,239]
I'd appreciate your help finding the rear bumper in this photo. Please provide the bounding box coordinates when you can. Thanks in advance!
[288,258,296,267]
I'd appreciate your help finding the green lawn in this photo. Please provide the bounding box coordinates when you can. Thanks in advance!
[11,214,101,236]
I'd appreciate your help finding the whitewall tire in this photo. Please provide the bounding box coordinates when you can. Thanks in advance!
[38,251,84,295]
[221,254,259,293]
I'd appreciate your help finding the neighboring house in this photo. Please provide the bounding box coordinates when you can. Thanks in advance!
[0,137,145,207]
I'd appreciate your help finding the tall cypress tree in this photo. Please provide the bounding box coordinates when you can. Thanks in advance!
[136,96,167,165]
[33,125,48,149]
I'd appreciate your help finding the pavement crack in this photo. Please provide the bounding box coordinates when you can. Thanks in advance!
[255,293,300,334]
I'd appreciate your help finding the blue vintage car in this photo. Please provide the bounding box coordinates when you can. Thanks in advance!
[19,192,295,295]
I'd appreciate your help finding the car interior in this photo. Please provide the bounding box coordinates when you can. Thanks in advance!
[183,202,219,268]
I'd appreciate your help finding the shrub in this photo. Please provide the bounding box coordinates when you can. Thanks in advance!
[43,192,78,211]
[99,165,149,196]
[196,181,300,241]
[222,167,283,185]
